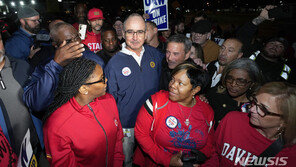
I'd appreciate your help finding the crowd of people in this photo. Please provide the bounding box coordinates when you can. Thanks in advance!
[0,2,295,167]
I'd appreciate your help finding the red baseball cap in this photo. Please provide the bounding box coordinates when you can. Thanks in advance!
[87,8,105,21]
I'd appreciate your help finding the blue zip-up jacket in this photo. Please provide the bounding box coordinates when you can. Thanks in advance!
[5,28,35,61]
[105,44,163,128]
[23,49,105,112]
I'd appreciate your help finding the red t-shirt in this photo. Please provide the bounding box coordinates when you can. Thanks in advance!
[0,127,17,167]
[82,31,102,53]
[134,91,214,166]
[203,111,296,167]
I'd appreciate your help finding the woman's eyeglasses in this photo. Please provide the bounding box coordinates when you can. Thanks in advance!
[247,95,283,117]
[84,74,105,85]
[225,75,252,87]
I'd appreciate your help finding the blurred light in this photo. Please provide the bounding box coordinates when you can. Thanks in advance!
[20,1,24,6]
[31,0,35,4]
[58,0,62,2]
[11,2,16,7]
[3,11,6,15]
[0,1,3,6]
[15,11,17,13]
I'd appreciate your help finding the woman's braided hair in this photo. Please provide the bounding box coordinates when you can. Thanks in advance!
[43,57,97,121]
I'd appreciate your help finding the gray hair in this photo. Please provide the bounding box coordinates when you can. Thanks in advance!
[123,13,147,31]
[167,34,192,54]
[221,58,263,96]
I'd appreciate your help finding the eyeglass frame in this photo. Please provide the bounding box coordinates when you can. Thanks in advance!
[24,18,42,23]
[83,73,106,85]
[225,75,252,87]
[247,95,283,117]
[65,34,80,44]
[124,30,146,36]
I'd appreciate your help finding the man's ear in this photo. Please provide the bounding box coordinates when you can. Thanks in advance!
[185,50,191,60]
[19,19,25,26]
[153,27,158,34]
[237,52,243,59]
[122,30,125,39]
[206,32,211,39]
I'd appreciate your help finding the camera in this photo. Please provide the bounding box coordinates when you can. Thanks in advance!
[181,149,207,167]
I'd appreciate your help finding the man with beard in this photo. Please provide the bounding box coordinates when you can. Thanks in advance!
[174,20,185,35]
[207,38,243,88]
[5,7,41,61]
[96,27,120,64]
[82,8,104,53]
[249,37,293,83]
[72,3,87,31]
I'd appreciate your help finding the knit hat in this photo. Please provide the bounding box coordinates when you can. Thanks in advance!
[87,8,105,21]
[17,7,39,19]
[191,20,212,34]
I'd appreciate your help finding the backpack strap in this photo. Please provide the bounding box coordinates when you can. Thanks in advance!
[250,136,284,166]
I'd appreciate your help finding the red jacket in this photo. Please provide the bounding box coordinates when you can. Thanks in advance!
[0,127,17,167]
[134,90,214,166]
[202,111,296,167]
[82,30,102,53]
[43,93,124,167]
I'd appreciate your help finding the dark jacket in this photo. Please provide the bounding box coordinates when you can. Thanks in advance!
[5,28,35,61]
[105,44,163,128]
[23,50,105,114]
[0,56,41,156]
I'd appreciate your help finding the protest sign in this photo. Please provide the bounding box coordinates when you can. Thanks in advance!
[143,0,169,30]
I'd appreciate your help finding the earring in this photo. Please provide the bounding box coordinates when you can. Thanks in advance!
[275,126,284,139]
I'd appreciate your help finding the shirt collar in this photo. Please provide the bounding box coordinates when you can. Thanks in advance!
[20,27,35,36]
[120,42,145,57]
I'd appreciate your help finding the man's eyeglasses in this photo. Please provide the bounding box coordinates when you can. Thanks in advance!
[65,34,80,44]
[125,30,145,37]
[84,74,106,85]
[225,75,252,87]
[25,19,42,23]
[247,95,283,117]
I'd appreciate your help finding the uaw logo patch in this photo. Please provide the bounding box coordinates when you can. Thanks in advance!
[166,116,178,129]
[122,67,131,76]
[150,61,155,68]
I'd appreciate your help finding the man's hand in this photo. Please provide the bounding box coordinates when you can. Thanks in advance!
[252,5,276,26]
[193,58,207,70]
[28,45,41,59]
[259,5,276,20]
[54,41,84,67]
[170,151,183,167]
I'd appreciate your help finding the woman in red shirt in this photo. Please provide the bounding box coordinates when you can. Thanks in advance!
[43,58,124,167]
[203,82,296,167]
[134,62,214,167]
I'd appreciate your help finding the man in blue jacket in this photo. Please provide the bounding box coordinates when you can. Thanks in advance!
[105,13,163,167]
[5,6,41,61]
[23,22,104,116]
